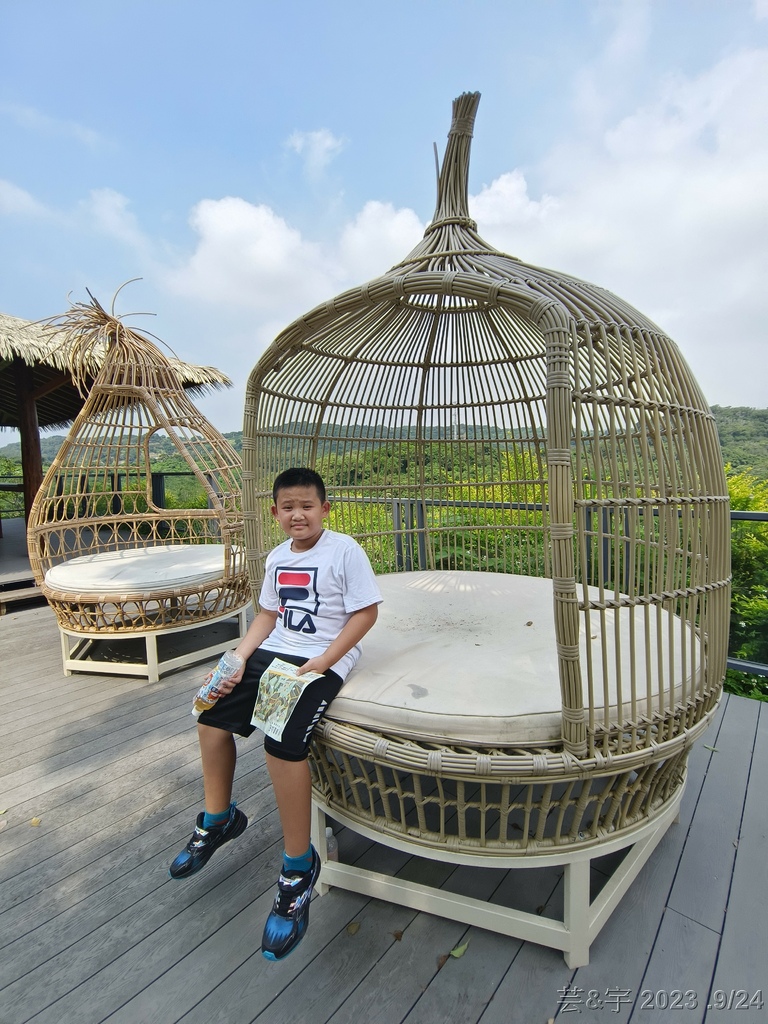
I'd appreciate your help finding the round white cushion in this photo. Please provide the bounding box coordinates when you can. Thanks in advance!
[44,545,229,597]
[330,570,695,748]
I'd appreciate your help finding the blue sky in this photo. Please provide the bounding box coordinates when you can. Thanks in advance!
[2,0,767,436]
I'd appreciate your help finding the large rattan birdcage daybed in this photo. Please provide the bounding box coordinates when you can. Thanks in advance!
[27,293,251,683]
[241,93,730,965]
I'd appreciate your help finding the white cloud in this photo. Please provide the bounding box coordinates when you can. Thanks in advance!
[9,24,762,421]
[155,196,423,384]
[0,181,152,253]
[337,201,423,279]
[571,0,652,136]
[164,195,423,315]
[162,196,342,313]
[470,47,768,408]
[0,101,104,149]
[286,129,346,177]
[0,179,49,217]
[755,0,768,21]
[158,33,768,415]
[80,188,150,250]
[471,171,559,233]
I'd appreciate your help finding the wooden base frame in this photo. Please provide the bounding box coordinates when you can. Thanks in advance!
[58,604,249,683]
[311,781,683,968]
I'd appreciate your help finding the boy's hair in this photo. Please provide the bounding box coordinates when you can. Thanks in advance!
[272,467,327,503]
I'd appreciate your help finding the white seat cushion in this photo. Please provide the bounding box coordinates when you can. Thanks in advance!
[329,570,697,747]
[44,545,229,597]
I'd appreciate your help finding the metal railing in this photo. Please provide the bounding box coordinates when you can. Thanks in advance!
[0,478,25,515]
[341,494,768,679]
[726,508,768,677]
[3,473,766,676]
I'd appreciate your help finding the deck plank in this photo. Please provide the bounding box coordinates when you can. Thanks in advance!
[75,835,405,1019]
[667,693,757,933]
[1,676,200,768]
[0,607,763,1024]
[3,816,284,1023]
[475,705,724,1024]
[0,686,194,773]
[326,904,505,1024]
[322,862,522,1024]
[1,710,195,814]
[705,701,768,1019]
[0,753,268,957]
[544,701,726,1023]
[478,940,571,1024]
[378,925,517,1024]
[632,909,720,1024]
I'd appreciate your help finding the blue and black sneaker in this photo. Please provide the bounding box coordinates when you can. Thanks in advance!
[261,846,322,961]
[168,804,247,879]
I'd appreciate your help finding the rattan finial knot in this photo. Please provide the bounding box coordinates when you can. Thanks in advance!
[448,115,476,137]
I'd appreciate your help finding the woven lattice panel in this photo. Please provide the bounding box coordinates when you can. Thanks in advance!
[27,293,250,634]
[243,92,729,771]
[310,730,689,854]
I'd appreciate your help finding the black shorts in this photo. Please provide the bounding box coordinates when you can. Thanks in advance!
[196,647,343,761]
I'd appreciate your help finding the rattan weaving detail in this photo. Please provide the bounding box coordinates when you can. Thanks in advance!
[243,92,729,863]
[26,292,250,666]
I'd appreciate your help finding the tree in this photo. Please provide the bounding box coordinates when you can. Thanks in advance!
[725,466,768,700]
[0,456,24,518]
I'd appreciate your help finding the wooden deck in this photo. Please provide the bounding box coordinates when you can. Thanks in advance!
[0,517,43,615]
[0,601,765,1024]
[0,517,33,581]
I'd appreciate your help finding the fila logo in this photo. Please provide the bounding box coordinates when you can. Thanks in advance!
[275,567,319,634]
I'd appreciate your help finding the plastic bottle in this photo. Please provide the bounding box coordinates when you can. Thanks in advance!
[192,650,244,717]
[325,825,339,861]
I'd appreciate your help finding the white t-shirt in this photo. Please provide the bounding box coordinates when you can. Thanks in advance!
[258,529,383,679]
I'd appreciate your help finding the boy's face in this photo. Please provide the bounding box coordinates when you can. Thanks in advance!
[271,485,330,551]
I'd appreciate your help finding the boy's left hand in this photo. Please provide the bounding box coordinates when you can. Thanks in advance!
[296,657,328,677]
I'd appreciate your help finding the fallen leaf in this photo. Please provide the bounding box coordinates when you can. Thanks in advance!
[392,930,403,941]
[536,905,545,915]
[346,921,360,936]
[436,953,449,971]
[30,817,42,826]
[0,820,7,832]
[450,939,469,958]
[525,620,533,626]
[0,808,7,814]
[703,745,719,752]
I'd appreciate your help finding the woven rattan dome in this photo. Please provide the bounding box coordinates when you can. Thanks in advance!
[27,293,250,678]
[244,91,729,756]
[242,92,730,963]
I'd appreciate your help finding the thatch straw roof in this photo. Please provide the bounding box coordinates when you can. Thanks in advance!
[0,308,231,430]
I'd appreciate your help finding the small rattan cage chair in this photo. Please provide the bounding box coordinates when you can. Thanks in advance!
[242,93,730,965]
[27,294,251,682]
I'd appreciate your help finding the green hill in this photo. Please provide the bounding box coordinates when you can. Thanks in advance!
[0,431,244,464]
[1,409,766,480]
[710,406,768,479]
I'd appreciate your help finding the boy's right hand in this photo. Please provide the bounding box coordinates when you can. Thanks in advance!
[203,665,244,696]
[225,664,245,689]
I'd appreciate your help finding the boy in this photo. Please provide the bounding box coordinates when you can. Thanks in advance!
[169,468,382,961]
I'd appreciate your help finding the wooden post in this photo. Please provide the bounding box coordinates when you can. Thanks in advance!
[12,356,43,523]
